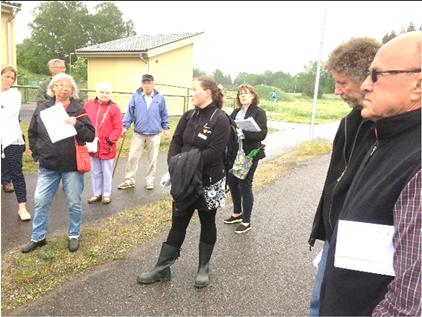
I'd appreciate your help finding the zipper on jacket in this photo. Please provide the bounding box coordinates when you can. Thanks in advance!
[327,118,366,231]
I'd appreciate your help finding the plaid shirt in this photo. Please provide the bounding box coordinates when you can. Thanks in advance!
[373,170,421,316]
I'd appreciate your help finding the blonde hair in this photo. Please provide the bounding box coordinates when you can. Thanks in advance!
[1,65,17,83]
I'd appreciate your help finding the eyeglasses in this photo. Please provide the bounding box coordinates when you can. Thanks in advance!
[55,83,73,89]
[368,68,421,83]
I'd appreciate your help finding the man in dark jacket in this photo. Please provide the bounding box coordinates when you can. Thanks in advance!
[320,31,421,316]
[308,37,381,316]
[36,59,66,105]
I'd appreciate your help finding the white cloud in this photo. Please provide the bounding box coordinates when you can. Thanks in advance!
[14,1,422,77]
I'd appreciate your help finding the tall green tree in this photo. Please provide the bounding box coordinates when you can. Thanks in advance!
[213,69,232,88]
[382,22,420,43]
[193,68,208,77]
[88,2,136,45]
[17,1,136,75]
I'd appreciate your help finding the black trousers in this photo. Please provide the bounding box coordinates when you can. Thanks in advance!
[227,159,259,223]
[166,198,217,249]
[1,144,27,203]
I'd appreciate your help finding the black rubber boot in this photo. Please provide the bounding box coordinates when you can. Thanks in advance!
[194,242,214,288]
[136,242,180,284]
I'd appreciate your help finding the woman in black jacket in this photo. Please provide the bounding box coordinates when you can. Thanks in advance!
[22,73,95,254]
[137,76,230,288]
[224,84,267,233]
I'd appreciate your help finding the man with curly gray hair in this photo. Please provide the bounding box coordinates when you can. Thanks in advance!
[307,37,381,316]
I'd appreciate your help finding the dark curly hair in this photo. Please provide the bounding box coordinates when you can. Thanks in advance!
[325,37,381,83]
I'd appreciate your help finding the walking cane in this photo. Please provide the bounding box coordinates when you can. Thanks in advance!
[112,133,126,177]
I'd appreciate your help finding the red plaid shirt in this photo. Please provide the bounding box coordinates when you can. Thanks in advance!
[373,170,421,316]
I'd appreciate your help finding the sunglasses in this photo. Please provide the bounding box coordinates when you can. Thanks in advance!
[368,68,421,83]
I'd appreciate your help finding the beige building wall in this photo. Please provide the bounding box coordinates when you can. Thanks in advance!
[1,10,17,68]
[86,57,145,111]
[84,44,193,115]
[148,44,193,115]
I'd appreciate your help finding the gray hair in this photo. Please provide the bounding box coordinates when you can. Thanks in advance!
[47,59,65,68]
[47,73,79,99]
[95,81,113,94]
[325,37,381,83]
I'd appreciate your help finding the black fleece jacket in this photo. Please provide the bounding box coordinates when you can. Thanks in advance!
[308,107,375,247]
[320,108,421,316]
[28,98,95,171]
[168,103,230,186]
[230,104,268,160]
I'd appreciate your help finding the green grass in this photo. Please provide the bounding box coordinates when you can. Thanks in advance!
[1,140,332,311]
[260,93,350,123]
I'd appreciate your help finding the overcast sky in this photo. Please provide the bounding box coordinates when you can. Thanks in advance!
[14,1,422,78]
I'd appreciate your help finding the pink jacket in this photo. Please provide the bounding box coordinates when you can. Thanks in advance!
[83,98,123,160]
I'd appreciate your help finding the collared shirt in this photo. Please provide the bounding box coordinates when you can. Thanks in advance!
[372,170,421,316]
[142,91,154,110]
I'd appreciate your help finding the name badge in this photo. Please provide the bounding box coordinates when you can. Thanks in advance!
[198,132,207,140]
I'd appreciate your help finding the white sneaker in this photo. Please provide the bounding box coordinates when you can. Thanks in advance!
[145,182,154,190]
[18,208,32,221]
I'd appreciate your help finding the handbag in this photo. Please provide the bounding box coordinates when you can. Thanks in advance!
[74,137,91,173]
[86,136,98,153]
[203,177,226,210]
[229,150,253,180]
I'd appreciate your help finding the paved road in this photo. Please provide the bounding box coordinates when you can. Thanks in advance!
[1,114,338,253]
[6,153,330,316]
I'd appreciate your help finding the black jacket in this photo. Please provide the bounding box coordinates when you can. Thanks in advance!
[168,103,230,187]
[230,104,268,160]
[308,108,374,246]
[168,148,203,211]
[28,98,95,171]
[320,109,421,316]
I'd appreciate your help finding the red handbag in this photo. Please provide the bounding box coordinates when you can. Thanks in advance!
[74,137,91,173]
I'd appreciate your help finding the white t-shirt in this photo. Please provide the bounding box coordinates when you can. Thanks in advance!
[0,88,24,150]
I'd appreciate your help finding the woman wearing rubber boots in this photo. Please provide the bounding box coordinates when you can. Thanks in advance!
[136,76,230,288]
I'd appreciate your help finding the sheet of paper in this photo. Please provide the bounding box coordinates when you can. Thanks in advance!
[235,117,261,132]
[160,171,171,187]
[40,103,77,143]
[335,220,395,276]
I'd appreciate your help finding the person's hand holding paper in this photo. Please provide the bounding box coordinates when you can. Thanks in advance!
[234,117,261,132]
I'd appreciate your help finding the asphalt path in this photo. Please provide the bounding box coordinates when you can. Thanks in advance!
[6,153,330,316]
[1,106,338,253]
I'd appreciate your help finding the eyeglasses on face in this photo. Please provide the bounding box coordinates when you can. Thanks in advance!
[55,83,73,89]
[368,68,421,83]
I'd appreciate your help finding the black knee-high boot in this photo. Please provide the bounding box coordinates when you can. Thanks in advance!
[136,242,180,284]
[194,241,214,288]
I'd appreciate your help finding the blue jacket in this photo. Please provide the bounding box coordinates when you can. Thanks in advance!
[123,88,169,135]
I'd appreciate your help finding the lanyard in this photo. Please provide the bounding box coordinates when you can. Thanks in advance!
[94,105,111,136]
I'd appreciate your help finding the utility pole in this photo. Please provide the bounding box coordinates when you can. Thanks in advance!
[309,8,327,140]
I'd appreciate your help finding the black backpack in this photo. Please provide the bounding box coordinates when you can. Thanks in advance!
[186,108,239,173]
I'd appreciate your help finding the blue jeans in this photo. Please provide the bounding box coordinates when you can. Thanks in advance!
[309,241,330,316]
[31,168,84,242]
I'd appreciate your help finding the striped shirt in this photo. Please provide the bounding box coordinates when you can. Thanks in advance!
[373,170,421,316]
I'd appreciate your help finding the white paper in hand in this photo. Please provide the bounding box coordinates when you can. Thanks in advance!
[160,172,171,187]
[40,103,77,143]
[235,117,261,132]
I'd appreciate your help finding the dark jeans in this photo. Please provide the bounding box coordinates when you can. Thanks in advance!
[166,198,217,249]
[227,159,259,223]
[1,144,27,203]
